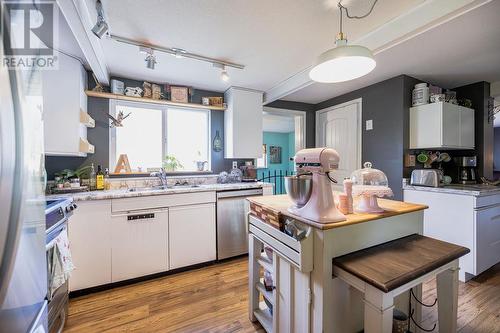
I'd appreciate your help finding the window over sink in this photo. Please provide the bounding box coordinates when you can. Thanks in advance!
[109,100,211,174]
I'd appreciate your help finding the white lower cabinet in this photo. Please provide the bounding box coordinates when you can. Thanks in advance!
[169,203,216,269]
[111,208,169,282]
[68,200,112,291]
[475,204,500,275]
[69,193,218,291]
[404,190,500,281]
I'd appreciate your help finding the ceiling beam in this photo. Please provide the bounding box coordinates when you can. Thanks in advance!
[263,0,492,104]
[56,0,109,85]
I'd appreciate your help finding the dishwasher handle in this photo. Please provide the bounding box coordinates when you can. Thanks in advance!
[216,188,263,199]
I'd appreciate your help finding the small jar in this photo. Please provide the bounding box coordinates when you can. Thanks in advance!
[412,83,429,106]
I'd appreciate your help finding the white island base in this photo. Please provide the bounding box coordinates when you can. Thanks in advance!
[247,195,427,333]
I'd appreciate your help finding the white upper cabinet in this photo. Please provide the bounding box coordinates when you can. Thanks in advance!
[410,102,475,149]
[224,87,263,158]
[42,53,94,156]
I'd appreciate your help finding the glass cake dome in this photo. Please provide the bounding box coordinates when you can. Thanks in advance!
[349,162,393,213]
[350,162,388,187]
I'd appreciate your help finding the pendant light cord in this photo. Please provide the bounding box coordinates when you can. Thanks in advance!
[338,0,379,19]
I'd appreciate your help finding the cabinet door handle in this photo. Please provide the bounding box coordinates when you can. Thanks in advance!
[127,213,155,221]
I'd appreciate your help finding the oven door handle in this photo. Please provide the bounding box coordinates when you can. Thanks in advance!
[46,223,68,251]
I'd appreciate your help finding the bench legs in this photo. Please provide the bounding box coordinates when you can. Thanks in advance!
[436,260,459,333]
[363,285,394,333]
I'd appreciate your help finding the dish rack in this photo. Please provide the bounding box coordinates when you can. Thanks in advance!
[248,214,313,333]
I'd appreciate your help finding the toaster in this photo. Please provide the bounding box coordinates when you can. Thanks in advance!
[410,169,442,187]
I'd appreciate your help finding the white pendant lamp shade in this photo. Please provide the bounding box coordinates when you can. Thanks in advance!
[309,40,376,83]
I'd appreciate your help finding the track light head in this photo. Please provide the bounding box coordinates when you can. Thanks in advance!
[92,19,108,39]
[145,54,157,70]
[221,69,229,82]
[92,0,108,39]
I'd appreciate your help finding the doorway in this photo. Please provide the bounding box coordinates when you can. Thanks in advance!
[316,98,362,189]
[257,107,307,194]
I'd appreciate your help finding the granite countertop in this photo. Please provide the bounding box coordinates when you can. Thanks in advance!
[247,194,427,230]
[403,184,500,197]
[47,182,273,201]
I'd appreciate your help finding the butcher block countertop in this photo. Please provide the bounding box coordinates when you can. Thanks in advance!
[247,194,427,230]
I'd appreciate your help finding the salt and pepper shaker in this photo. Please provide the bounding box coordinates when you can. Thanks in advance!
[338,193,349,214]
[343,178,354,214]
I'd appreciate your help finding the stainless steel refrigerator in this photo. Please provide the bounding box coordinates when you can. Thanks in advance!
[0,4,48,333]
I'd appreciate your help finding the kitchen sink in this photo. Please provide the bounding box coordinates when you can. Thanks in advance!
[127,184,200,192]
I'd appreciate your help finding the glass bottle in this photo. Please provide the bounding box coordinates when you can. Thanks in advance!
[104,167,110,190]
[213,130,222,152]
[89,163,96,191]
[96,165,104,190]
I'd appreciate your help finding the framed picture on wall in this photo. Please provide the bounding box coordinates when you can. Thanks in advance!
[256,144,267,168]
[269,146,281,164]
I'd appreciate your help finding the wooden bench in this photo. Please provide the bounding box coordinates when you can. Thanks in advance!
[333,234,470,333]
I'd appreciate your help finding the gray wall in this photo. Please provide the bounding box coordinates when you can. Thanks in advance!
[454,81,493,179]
[494,127,500,172]
[314,75,416,200]
[45,75,249,179]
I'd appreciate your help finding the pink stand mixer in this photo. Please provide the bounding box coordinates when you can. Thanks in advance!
[285,148,346,223]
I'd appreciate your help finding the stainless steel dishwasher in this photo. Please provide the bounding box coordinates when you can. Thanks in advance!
[216,188,263,259]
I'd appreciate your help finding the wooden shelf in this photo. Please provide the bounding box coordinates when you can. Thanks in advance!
[256,280,274,304]
[85,90,226,111]
[254,302,273,333]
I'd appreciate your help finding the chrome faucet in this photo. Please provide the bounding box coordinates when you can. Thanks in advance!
[150,168,168,187]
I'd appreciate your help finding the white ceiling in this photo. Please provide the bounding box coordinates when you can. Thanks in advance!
[263,114,295,133]
[283,0,500,103]
[90,0,422,92]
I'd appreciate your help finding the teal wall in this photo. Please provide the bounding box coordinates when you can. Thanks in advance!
[258,131,295,194]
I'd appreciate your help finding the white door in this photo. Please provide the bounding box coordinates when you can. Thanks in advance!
[169,203,216,269]
[111,208,169,282]
[317,99,361,189]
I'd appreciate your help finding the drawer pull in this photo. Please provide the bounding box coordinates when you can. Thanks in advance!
[127,213,155,221]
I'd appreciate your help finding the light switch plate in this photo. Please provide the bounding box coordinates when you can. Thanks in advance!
[366,120,373,130]
[232,161,238,169]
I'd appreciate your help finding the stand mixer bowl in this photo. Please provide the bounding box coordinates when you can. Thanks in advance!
[285,175,313,208]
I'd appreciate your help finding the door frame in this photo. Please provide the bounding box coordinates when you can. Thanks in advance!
[262,106,307,153]
[315,98,363,170]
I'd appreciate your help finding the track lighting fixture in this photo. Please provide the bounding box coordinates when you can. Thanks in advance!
[171,48,187,59]
[110,34,244,74]
[213,63,230,82]
[140,47,157,70]
[145,54,157,70]
[221,69,229,82]
[91,0,109,39]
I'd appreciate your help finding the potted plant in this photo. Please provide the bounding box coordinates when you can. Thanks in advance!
[163,155,183,172]
[54,165,92,188]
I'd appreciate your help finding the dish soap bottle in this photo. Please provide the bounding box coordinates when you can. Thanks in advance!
[96,165,105,190]
[89,163,96,191]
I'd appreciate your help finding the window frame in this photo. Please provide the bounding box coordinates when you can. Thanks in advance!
[109,99,211,173]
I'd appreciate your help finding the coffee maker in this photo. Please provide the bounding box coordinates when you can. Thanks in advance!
[454,156,478,184]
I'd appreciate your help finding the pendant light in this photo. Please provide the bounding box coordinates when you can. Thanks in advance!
[309,1,378,83]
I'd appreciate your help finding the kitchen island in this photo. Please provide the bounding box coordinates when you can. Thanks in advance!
[247,194,427,333]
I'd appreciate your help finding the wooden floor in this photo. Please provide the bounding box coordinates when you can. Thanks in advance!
[66,258,500,332]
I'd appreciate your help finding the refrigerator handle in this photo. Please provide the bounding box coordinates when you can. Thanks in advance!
[0,51,26,306]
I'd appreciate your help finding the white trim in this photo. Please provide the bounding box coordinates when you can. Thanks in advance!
[263,106,307,153]
[263,0,491,104]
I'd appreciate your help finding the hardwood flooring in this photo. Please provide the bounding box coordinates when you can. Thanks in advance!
[66,258,500,332]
